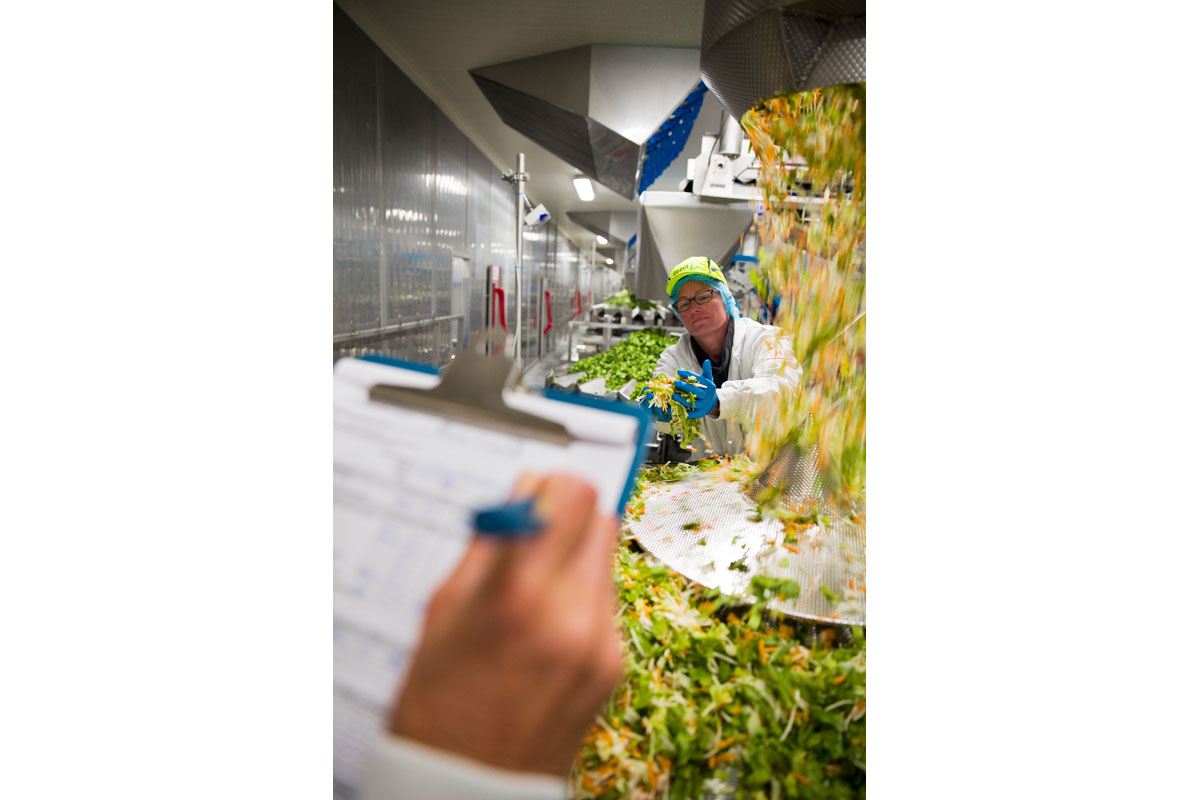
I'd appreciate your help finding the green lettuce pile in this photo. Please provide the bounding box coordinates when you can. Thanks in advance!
[568,328,679,391]
[603,289,666,312]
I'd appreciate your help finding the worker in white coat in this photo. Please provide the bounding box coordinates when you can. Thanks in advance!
[645,256,801,457]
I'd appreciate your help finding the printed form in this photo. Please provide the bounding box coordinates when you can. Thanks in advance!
[332,357,643,797]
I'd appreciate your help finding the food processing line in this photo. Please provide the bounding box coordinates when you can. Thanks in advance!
[470,0,870,631]
[546,306,865,627]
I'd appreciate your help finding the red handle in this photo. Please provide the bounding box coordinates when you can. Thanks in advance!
[572,289,583,317]
[491,286,507,331]
[543,289,554,335]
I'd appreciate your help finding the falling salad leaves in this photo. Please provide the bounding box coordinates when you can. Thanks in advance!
[741,84,866,513]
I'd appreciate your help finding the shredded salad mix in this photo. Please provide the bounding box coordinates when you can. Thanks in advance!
[570,464,866,800]
[632,374,704,446]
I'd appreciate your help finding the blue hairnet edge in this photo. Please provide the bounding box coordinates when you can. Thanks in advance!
[669,275,741,324]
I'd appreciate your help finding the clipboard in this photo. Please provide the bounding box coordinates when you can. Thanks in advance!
[332,331,652,798]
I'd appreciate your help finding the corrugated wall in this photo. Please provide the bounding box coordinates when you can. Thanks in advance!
[333,4,598,367]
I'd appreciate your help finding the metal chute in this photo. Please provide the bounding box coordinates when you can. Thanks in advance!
[701,0,865,120]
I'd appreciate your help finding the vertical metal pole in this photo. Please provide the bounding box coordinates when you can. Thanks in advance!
[590,239,598,314]
[718,110,745,157]
[375,58,388,330]
[484,264,499,355]
[537,275,545,358]
[513,152,526,370]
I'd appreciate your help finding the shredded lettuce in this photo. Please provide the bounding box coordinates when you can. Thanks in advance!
[573,466,866,799]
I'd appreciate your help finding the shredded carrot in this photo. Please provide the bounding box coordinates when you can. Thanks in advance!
[783,543,801,554]
[790,771,811,786]
[832,674,846,685]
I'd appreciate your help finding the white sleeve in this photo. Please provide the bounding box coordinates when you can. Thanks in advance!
[714,331,801,426]
[653,343,687,380]
[360,735,567,800]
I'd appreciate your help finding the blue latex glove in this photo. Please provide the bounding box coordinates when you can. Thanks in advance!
[638,392,672,422]
[673,359,718,419]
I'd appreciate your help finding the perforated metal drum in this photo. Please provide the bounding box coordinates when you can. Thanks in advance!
[628,443,865,625]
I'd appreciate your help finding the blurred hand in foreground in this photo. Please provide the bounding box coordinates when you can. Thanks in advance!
[388,473,624,776]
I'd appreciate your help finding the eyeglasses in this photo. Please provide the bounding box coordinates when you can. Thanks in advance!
[673,287,717,314]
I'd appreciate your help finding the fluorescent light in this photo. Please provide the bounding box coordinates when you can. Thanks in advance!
[595,235,608,245]
[605,257,614,265]
[573,177,595,201]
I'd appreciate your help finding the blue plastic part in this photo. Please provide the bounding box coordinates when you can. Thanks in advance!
[638,84,708,195]
[473,497,543,537]
[357,353,440,374]
[730,254,759,264]
[673,360,718,418]
[639,393,671,423]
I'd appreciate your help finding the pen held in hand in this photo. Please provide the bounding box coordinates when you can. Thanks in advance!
[472,496,545,537]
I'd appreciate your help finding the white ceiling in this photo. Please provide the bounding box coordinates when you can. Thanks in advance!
[336,0,711,251]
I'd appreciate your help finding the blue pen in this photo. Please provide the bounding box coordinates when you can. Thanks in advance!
[472,496,545,537]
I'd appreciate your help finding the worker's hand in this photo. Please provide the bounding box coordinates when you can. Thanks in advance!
[638,392,671,422]
[388,474,625,777]
[674,359,719,419]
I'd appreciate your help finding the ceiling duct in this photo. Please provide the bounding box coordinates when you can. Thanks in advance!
[566,211,637,248]
[471,45,703,199]
[701,0,865,121]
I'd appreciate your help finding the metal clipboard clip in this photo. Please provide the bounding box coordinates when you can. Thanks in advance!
[367,329,573,447]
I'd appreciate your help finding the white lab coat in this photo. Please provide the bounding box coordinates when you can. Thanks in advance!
[654,316,802,457]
